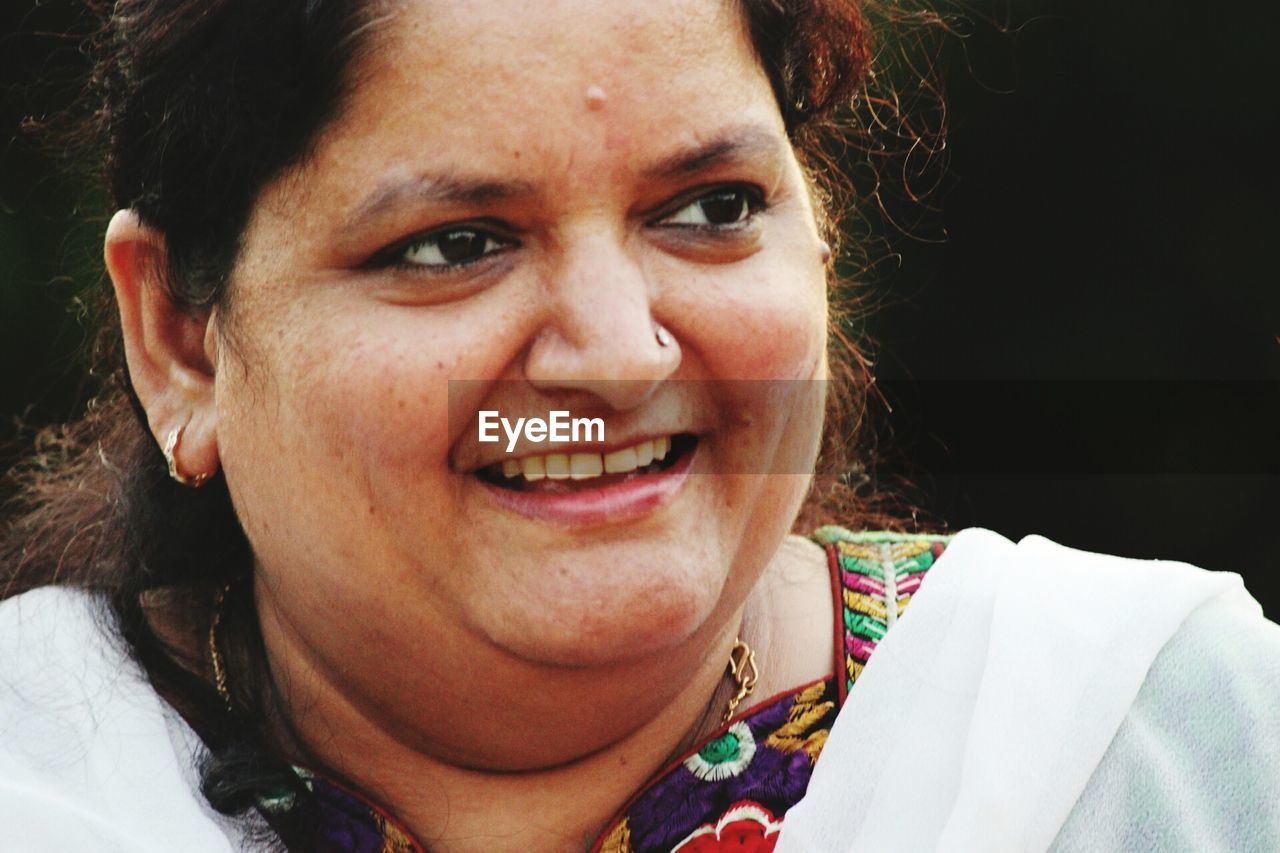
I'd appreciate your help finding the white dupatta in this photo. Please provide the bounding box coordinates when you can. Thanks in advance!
[776,528,1280,852]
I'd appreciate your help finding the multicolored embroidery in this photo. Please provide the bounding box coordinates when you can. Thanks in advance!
[594,679,838,853]
[813,528,950,701]
[670,801,783,852]
[589,529,950,852]
[298,528,949,852]
[684,722,758,781]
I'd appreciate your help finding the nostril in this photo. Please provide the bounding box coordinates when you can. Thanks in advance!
[522,315,681,408]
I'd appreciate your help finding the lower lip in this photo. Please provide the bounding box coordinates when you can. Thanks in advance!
[477,444,696,525]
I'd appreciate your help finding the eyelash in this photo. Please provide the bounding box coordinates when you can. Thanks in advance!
[376,183,767,273]
[653,184,767,232]
[376,223,516,274]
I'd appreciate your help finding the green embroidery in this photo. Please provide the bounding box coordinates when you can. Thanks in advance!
[894,552,936,574]
[845,609,887,639]
[698,731,742,765]
[838,554,883,577]
[813,526,953,546]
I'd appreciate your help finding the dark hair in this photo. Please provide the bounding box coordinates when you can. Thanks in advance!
[2,1,935,848]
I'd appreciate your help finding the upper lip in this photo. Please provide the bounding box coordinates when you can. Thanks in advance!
[457,429,696,474]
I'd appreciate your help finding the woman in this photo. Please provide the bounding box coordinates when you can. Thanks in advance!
[2,1,1277,851]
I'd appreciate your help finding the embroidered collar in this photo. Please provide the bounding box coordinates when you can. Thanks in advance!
[295,529,949,852]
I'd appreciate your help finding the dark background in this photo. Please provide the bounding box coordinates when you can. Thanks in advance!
[3,2,1277,616]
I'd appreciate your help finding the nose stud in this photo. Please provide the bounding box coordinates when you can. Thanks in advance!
[654,324,674,348]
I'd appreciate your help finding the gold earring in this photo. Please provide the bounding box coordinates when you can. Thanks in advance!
[163,425,213,488]
[723,637,759,722]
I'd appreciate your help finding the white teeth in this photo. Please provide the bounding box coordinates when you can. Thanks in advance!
[569,453,604,479]
[544,454,571,480]
[520,455,546,481]
[634,440,655,467]
[494,436,680,483]
[603,445,638,473]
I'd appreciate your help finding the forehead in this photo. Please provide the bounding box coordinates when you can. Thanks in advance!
[367,0,763,113]
[299,0,780,199]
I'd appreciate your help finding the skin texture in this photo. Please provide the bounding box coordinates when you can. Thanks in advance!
[108,0,837,847]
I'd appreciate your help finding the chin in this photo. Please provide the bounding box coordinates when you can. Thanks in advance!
[482,545,733,669]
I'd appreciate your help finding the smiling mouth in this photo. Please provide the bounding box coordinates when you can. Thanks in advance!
[475,434,698,493]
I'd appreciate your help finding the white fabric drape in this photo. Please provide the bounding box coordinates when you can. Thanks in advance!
[776,528,1280,853]
[0,588,239,851]
[4,531,1277,851]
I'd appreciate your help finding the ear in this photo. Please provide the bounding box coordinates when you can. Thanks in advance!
[106,209,220,483]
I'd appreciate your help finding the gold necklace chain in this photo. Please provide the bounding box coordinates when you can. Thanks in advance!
[209,583,234,712]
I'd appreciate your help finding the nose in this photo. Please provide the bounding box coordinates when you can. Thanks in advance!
[523,229,680,411]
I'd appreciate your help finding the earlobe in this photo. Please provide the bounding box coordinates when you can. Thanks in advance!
[106,209,221,483]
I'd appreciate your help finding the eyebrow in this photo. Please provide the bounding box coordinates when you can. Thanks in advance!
[342,124,786,232]
[640,124,787,181]
[344,174,537,232]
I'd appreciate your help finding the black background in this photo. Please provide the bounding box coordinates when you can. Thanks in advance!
[866,2,1278,618]
[3,2,1277,616]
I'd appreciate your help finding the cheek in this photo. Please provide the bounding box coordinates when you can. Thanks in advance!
[219,307,479,536]
[301,347,490,523]
[713,261,828,481]
[673,253,827,382]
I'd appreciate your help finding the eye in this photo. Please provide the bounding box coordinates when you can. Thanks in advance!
[397,226,512,270]
[659,186,764,229]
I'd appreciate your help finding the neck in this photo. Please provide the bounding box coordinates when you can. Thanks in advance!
[252,534,831,851]
[257,606,746,851]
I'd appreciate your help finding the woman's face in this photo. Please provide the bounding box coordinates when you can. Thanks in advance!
[217,0,828,677]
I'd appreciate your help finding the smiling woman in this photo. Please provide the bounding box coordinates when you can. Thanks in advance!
[2,1,1279,852]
